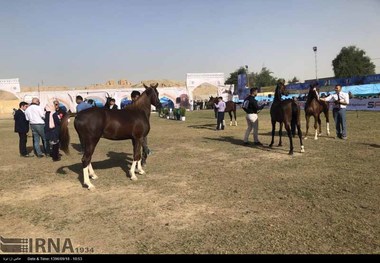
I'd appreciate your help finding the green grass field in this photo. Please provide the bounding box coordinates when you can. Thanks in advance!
[0,109,379,254]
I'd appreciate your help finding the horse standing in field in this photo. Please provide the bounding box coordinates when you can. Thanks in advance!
[60,83,161,190]
[208,96,238,126]
[304,83,330,140]
[269,82,305,155]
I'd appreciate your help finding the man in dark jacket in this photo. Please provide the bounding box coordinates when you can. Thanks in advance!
[14,101,32,157]
[243,88,267,146]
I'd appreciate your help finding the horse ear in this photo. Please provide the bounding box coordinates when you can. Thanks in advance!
[151,83,159,89]
[143,83,149,89]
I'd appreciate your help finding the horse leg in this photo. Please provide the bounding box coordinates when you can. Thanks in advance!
[297,123,305,153]
[284,123,293,155]
[141,136,149,167]
[313,115,318,140]
[317,114,323,136]
[269,121,276,148]
[324,110,330,136]
[305,114,310,139]
[278,122,283,147]
[228,111,232,126]
[129,138,144,181]
[81,138,100,190]
[88,163,98,180]
[233,109,237,126]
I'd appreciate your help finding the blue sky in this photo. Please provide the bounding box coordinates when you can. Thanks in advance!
[1,0,379,87]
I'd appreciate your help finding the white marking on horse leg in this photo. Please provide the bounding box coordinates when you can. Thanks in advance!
[129,161,138,181]
[300,145,305,153]
[136,160,146,175]
[83,166,95,190]
[327,123,330,136]
[229,121,232,126]
[235,120,238,126]
[88,163,98,180]
[314,129,318,140]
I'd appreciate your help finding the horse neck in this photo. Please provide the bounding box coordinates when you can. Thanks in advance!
[274,86,282,103]
[134,92,152,117]
[306,89,317,104]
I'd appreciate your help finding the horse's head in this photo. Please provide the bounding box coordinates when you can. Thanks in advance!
[143,83,162,110]
[308,82,320,99]
[276,81,288,96]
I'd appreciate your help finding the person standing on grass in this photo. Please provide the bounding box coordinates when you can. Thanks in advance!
[320,84,349,140]
[243,88,266,146]
[25,97,49,157]
[44,100,62,161]
[14,101,33,157]
[214,97,226,130]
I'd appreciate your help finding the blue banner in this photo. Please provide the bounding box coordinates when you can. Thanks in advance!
[287,73,380,90]
[237,74,249,100]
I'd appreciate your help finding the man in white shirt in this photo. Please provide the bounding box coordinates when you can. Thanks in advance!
[24,98,49,157]
[320,85,349,139]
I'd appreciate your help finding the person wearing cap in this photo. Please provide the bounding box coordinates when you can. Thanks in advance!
[320,85,349,139]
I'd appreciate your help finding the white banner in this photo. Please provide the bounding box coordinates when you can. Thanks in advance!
[297,98,380,111]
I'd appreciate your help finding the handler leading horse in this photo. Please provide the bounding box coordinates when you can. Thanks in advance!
[60,84,161,190]
[208,96,237,126]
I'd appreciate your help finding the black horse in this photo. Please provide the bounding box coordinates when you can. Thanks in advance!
[304,83,330,140]
[60,83,161,190]
[269,82,305,155]
[207,96,237,126]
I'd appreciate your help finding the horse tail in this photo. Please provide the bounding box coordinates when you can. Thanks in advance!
[60,113,71,155]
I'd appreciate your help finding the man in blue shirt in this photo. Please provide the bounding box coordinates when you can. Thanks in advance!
[76,96,93,112]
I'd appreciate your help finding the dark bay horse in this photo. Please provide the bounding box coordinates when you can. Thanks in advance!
[269,82,305,155]
[304,83,330,140]
[208,96,237,126]
[60,84,161,190]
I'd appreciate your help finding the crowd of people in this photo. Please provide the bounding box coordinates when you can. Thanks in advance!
[14,98,66,161]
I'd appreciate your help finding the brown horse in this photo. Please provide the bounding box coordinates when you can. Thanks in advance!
[60,84,161,190]
[208,96,237,126]
[269,82,305,155]
[304,83,330,140]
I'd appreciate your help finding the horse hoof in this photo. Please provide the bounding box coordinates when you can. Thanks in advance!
[137,170,145,175]
[130,176,138,181]
[288,151,294,155]
[300,146,305,153]
[304,137,308,140]
[90,175,98,180]
[314,137,318,140]
[87,185,96,191]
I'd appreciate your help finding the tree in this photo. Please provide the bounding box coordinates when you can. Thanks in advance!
[253,67,278,89]
[332,46,375,78]
[287,76,299,84]
[224,66,247,87]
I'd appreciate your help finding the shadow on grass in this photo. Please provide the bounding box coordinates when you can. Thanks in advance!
[71,143,82,152]
[56,151,133,187]
[203,136,290,154]
[361,143,380,148]
[187,123,216,130]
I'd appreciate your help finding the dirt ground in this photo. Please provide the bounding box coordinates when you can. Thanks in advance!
[0,109,379,254]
